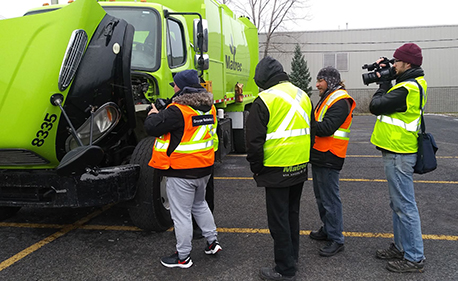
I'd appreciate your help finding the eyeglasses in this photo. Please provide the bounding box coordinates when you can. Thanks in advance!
[394,59,402,62]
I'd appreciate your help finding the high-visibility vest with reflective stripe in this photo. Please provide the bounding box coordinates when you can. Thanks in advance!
[313,89,355,158]
[259,82,312,167]
[149,103,218,170]
[370,77,427,153]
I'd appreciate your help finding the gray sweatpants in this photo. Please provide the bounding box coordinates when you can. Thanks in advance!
[166,175,218,259]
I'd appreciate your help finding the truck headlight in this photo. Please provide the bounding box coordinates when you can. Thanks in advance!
[66,102,121,151]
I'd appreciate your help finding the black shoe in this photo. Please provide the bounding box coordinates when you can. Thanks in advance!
[376,243,404,260]
[259,267,296,281]
[204,240,222,255]
[386,258,425,273]
[309,226,328,241]
[319,241,344,257]
[160,252,193,268]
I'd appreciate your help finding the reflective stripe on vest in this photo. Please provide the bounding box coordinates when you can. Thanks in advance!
[313,88,355,158]
[154,109,214,153]
[150,104,217,170]
[377,115,420,132]
[264,88,311,140]
[334,126,351,140]
[317,90,348,122]
[259,82,312,167]
[370,77,427,153]
[175,109,215,152]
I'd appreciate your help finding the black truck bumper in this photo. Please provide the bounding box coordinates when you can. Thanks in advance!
[0,164,140,207]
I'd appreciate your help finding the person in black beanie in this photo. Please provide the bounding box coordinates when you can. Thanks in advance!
[370,43,426,273]
[246,56,315,281]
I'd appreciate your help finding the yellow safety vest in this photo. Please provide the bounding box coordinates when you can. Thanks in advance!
[370,77,427,153]
[259,82,312,166]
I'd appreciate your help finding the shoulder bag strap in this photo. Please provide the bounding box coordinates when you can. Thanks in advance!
[413,80,425,134]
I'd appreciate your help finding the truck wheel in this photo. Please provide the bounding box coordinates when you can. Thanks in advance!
[0,207,21,220]
[128,137,172,231]
[233,110,249,153]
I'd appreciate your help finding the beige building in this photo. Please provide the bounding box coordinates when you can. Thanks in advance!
[259,25,458,113]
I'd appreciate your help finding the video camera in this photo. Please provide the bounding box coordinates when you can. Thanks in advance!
[145,98,171,115]
[362,57,396,85]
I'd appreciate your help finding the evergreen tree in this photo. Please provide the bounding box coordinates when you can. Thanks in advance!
[289,44,313,97]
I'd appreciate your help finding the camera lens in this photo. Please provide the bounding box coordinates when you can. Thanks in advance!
[362,72,378,85]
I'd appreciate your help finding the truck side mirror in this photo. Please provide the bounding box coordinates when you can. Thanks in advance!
[195,53,209,70]
[193,19,208,53]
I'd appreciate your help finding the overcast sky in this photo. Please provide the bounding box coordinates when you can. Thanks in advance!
[1,0,458,31]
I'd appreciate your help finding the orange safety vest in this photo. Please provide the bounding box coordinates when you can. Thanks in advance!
[149,103,217,170]
[313,89,355,158]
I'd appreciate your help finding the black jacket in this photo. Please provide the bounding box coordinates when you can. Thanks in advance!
[369,67,425,115]
[310,87,353,170]
[246,84,316,188]
[144,87,214,178]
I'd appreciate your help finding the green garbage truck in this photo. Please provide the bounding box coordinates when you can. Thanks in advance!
[0,0,259,231]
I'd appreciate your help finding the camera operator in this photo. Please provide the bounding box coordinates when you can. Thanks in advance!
[369,43,426,273]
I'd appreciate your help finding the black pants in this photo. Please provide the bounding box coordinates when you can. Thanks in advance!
[265,182,304,277]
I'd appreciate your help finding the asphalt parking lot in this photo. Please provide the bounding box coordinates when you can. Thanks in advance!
[1,114,457,281]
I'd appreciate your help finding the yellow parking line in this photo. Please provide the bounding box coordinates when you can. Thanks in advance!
[80,225,142,231]
[216,228,458,241]
[0,205,111,272]
[214,177,458,184]
[0,222,65,229]
[1,219,456,271]
[4,223,458,241]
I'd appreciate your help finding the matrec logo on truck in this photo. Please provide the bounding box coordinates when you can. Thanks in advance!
[226,35,242,72]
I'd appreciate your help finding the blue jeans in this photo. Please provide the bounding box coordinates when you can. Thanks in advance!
[382,151,425,262]
[312,165,344,244]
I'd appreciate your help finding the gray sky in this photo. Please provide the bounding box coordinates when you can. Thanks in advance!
[1,0,458,31]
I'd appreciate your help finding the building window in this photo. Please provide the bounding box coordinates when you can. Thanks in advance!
[323,53,348,71]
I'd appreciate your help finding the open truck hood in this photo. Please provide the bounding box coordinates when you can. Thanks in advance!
[0,0,105,169]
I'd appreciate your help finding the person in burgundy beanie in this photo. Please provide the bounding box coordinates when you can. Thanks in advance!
[369,42,427,273]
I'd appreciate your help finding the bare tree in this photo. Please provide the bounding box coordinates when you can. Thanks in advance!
[219,0,232,5]
[228,0,310,58]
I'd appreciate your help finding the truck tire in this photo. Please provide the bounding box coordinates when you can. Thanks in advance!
[233,110,249,153]
[128,137,172,231]
[0,207,21,220]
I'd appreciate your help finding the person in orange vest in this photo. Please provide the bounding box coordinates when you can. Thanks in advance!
[145,69,221,268]
[309,66,355,257]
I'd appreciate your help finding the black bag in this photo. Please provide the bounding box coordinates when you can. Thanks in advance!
[414,132,438,174]
[412,81,438,174]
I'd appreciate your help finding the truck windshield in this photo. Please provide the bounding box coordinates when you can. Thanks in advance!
[104,7,160,71]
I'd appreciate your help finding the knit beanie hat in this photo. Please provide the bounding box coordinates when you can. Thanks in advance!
[172,69,200,89]
[317,66,341,90]
[393,43,423,66]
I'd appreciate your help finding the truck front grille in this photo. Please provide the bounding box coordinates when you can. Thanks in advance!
[58,29,88,91]
[0,149,50,166]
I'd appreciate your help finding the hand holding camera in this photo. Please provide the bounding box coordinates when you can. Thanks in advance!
[146,98,172,116]
[362,57,397,85]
